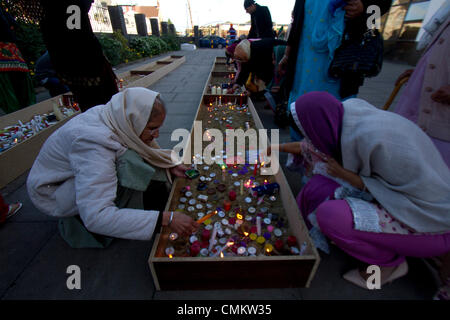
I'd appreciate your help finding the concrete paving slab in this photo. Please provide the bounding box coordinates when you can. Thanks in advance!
[0,222,57,297]
[2,233,156,300]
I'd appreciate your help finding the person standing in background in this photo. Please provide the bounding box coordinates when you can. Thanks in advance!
[4,0,118,112]
[244,0,275,39]
[0,6,36,114]
[394,4,450,170]
[228,23,237,44]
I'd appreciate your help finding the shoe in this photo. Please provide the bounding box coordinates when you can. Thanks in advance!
[343,261,408,289]
[6,202,22,219]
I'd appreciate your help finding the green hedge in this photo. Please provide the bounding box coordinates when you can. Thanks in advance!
[98,33,180,66]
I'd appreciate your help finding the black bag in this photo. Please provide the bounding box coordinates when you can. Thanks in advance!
[329,28,384,79]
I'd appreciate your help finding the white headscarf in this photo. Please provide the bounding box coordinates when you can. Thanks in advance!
[100,87,178,169]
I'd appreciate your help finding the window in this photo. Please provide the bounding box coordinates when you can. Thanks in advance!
[405,1,430,21]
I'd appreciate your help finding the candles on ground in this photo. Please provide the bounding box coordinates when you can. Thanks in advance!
[223,200,231,211]
[169,233,178,241]
[201,229,211,241]
[256,236,266,244]
[264,243,273,254]
[287,236,297,247]
[213,240,234,257]
[275,239,284,251]
[209,225,218,251]
[253,160,258,176]
[197,210,218,224]
[256,216,262,236]
[165,246,175,258]
[228,190,237,201]
[190,242,201,256]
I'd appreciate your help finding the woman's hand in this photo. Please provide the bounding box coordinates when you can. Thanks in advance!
[277,55,288,76]
[163,211,199,237]
[344,0,364,19]
[324,157,365,190]
[325,157,348,180]
[170,164,188,178]
[431,85,450,105]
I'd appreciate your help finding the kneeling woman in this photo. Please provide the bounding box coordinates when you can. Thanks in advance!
[27,88,198,247]
[271,92,450,288]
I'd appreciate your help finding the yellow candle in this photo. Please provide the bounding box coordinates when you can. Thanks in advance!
[264,243,273,253]
[249,233,257,241]
[256,236,266,244]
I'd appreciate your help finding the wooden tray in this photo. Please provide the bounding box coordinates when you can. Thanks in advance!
[148,58,320,290]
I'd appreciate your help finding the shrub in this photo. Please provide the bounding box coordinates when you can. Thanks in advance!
[161,35,180,51]
[97,34,123,66]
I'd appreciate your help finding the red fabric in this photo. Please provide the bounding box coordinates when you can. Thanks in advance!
[0,42,29,72]
[0,194,8,223]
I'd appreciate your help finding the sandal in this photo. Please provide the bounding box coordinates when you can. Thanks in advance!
[6,202,22,219]
[343,261,408,289]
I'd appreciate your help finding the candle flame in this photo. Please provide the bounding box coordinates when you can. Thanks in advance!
[237,214,243,220]
[266,248,270,253]
[244,232,249,237]
[220,252,224,258]
[227,241,234,247]
[168,254,173,259]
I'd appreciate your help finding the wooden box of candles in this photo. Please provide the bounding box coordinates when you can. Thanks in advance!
[148,60,320,291]
[0,94,79,188]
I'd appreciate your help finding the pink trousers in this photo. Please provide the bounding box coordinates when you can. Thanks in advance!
[298,175,450,267]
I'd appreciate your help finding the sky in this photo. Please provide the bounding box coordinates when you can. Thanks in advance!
[130,0,296,31]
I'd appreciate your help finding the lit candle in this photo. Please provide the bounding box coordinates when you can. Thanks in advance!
[213,240,234,257]
[264,243,273,254]
[256,216,262,236]
[253,160,258,176]
[169,233,178,241]
[165,246,175,258]
[208,225,218,251]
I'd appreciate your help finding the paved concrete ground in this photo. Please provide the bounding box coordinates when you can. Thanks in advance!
[0,49,439,300]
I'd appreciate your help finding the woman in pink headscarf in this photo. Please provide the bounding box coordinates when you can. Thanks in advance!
[269,91,450,291]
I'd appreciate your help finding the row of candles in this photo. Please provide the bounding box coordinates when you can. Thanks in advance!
[0,99,79,154]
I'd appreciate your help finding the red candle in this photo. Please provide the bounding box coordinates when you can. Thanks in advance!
[229,217,236,225]
[190,242,201,256]
[275,239,284,251]
[253,160,258,176]
[250,226,257,234]
[229,190,237,201]
[201,229,211,241]
[201,241,209,249]
[287,236,297,247]
[224,200,231,211]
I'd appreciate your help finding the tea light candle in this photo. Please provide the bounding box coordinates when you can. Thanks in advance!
[196,204,203,210]
[245,197,252,204]
[200,248,209,257]
[248,207,256,214]
[256,236,266,244]
[249,233,257,241]
[218,211,226,218]
[178,204,185,210]
[188,199,196,205]
[165,246,175,257]
[221,218,229,226]
[264,243,273,254]
[189,235,198,244]
[248,247,257,255]
[267,225,274,232]
[263,218,271,225]
[185,191,192,197]
[274,228,283,237]
[187,206,195,212]
[179,197,187,203]
[169,233,178,241]
[256,216,262,236]
[197,212,205,219]
[237,247,246,255]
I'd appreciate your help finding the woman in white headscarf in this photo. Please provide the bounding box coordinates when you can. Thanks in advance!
[27,88,198,246]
